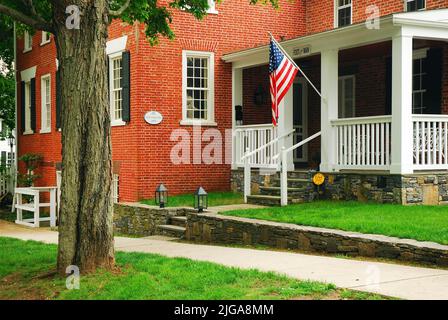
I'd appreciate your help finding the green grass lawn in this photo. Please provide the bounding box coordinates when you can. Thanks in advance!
[222,201,448,245]
[0,237,386,300]
[141,191,244,208]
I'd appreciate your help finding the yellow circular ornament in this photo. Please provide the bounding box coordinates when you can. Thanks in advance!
[312,173,325,186]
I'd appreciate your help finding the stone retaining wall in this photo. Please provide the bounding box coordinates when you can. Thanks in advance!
[186,212,448,266]
[113,203,194,237]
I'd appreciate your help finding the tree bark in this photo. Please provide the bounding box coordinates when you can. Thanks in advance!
[53,0,114,274]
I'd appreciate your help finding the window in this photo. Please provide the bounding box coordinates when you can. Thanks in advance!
[24,81,33,134]
[405,0,425,12]
[24,31,32,52]
[109,54,124,125]
[41,31,51,45]
[207,0,218,14]
[182,51,215,125]
[112,174,119,204]
[338,75,356,118]
[335,0,352,28]
[41,75,51,133]
[7,152,14,167]
[412,49,428,114]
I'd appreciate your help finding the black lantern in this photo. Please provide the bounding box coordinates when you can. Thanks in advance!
[155,184,168,208]
[194,186,208,213]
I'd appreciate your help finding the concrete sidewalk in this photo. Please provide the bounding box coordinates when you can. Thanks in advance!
[1,220,448,300]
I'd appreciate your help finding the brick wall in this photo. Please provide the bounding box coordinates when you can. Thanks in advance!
[16,1,306,201]
[305,0,448,35]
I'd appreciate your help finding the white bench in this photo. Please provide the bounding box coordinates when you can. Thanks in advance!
[14,187,57,228]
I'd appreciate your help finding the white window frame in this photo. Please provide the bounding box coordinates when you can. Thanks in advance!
[404,0,426,12]
[24,81,33,135]
[23,31,32,53]
[41,31,51,46]
[412,48,428,114]
[338,75,356,118]
[40,74,51,133]
[108,52,126,127]
[207,0,218,14]
[334,0,353,28]
[181,50,216,126]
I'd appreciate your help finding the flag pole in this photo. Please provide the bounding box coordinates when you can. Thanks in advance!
[268,32,323,99]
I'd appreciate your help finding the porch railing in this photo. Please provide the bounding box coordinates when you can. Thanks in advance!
[233,124,279,168]
[332,115,392,170]
[413,115,448,170]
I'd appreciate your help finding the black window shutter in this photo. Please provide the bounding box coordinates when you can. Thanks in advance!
[385,57,392,115]
[121,51,131,122]
[423,48,443,115]
[30,78,36,132]
[56,70,62,129]
[20,81,25,133]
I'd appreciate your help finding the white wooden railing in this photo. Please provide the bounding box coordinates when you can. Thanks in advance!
[332,116,392,170]
[413,115,448,170]
[234,124,279,168]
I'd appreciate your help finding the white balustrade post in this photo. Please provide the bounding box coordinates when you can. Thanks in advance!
[391,32,414,174]
[320,49,339,172]
[244,147,251,203]
[16,191,22,223]
[33,190,39,228]
[280,147,288,206]
[50,188,56,227]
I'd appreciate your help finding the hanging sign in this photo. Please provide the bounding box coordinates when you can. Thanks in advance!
[312,173,326,186]
[144,111,163,125]
[293,45,312,58]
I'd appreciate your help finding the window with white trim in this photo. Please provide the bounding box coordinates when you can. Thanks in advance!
[24,81,32,133]
[112,174,119,203]
[335,0,352,28]
[338,75,356,118]
[207,0,218,14]
[40,75,51,133]
[412,49,428,114]
[182,51,215,124]
[109,54,123,124]
[405,0,425,12]
[24,31,32,52]
[41,31,51,45]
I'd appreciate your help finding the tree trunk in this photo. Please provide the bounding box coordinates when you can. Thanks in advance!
[53,1,114,274]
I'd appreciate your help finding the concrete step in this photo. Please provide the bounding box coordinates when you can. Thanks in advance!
[157,225,186,238]
[170,216,187,227]
[259,186,306,196]
[246,195,288,206]
[271,178,312,188]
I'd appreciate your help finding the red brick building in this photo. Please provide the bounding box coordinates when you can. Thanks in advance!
[15,1,448,205]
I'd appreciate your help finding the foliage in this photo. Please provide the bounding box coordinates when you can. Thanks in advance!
[223,200,448,245]
[0,237,389,300]
[0,71,15,134]
[17,153,42,187]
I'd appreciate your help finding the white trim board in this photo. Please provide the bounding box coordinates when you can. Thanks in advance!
[106,36,128,55]
[20,66,36,82]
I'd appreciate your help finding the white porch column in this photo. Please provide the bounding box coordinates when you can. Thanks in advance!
[277,88,294,171]
[231,67,243,170]
[320,49,339,173]
[390,33,414,174]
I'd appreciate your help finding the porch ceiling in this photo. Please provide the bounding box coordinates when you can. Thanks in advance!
[223,9,448,69]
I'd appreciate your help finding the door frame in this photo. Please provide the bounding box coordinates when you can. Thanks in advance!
[293,77,309,163]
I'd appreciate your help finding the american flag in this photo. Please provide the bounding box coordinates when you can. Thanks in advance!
[269,39,299,126]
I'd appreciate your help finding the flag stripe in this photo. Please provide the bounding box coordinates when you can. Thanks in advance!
[269,39,299,127]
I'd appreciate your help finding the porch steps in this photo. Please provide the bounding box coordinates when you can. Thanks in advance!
[248,170,317,206]
[157,224,186,238]
[170,216,187,227]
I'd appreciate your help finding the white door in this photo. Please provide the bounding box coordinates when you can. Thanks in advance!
[293,78,308,162]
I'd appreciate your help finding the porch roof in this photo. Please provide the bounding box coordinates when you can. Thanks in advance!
[223,9,448,69]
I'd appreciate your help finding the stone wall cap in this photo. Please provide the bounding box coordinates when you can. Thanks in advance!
[189,212,448,251]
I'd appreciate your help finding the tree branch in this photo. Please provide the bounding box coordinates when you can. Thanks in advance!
[0,4,53,32]
[109,0,131,17]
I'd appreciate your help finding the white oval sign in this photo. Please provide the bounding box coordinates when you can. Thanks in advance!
[144,111,163,125]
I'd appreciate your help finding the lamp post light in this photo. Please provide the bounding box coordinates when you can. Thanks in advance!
[194,186,208,213]
[155,184,168,208]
